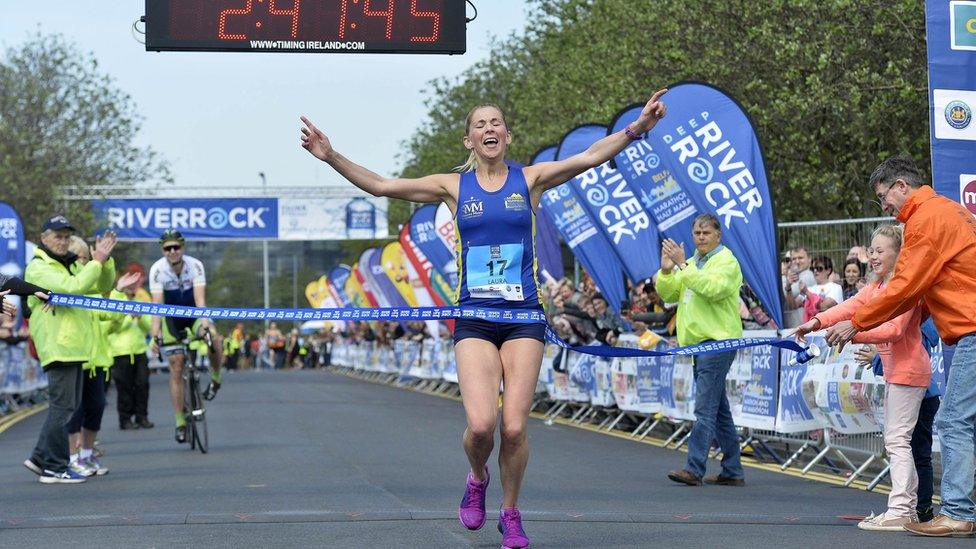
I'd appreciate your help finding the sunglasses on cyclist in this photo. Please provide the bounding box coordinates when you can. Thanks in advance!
[163,245,182,252]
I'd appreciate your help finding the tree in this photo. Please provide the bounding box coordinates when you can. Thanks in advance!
[397,0,928,221]
[208,242,264,309]
[0,33,171,235]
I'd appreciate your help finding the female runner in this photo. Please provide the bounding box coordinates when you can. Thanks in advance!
[300,89,666,548]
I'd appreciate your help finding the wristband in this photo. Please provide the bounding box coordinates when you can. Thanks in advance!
[624,125,643,141]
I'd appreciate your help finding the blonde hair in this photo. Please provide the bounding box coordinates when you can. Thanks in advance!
[67,235,91,260]
[870,224,903,253]
[870,224,903,281]
[454,103,509,173]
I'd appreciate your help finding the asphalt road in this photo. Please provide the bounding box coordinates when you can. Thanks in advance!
[0,369,969,548]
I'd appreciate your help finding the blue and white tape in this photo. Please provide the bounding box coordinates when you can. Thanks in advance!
[48,293,808,359]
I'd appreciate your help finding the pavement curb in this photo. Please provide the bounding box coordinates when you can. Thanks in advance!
[0,404,47,435]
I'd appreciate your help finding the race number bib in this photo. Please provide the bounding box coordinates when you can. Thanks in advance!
[465,243,524,301]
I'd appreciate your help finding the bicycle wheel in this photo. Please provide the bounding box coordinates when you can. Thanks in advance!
[183,375,196,450]
[190,372,208,454]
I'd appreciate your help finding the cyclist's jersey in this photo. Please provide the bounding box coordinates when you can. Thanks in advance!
[454,164,542,310]
[149,255,206,342]
[149,255,206,305]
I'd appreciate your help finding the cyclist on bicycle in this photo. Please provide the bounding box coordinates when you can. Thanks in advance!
[149,230,223,444]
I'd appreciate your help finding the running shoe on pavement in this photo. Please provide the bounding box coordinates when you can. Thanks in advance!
[459,466,490,530]
[497,507,530,548]
[23,458,43,476]
[83,456,109,476]
[39,469,87,484]
[70,459,95,478]
[175,425,187,444]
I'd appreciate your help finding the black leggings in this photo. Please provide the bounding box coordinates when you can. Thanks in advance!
[114,354,150,421]
[66,369,106,433]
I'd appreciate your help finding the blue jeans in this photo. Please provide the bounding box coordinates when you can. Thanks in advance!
[936,334,976,521]
[685,350,742,479]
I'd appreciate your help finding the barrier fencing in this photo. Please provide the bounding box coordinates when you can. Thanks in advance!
[0,342,48,417]
[329,330,946,494]
[777,216,894,263]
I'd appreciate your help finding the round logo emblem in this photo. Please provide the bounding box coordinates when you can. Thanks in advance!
[945,100,972,130]
[687,158,714,185]
[207,207,228,229]
[963,178,976,216]
[644,153,661,169]
[585,185,609,207]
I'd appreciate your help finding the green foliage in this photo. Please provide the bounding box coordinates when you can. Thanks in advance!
[0,33,171,235]
[398,0,928,221]
[208,242,264,309]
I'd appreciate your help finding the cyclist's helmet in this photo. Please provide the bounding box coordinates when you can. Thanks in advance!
[159,229,185,246]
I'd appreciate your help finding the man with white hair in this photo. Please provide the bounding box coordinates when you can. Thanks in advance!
[21,215,118,484]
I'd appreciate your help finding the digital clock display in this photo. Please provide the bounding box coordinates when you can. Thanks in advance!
[145,0,466,54]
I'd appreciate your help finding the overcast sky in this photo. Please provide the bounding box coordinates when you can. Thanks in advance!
[0,1,529,192]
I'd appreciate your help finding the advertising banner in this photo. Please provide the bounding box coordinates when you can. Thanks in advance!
[368,246,407,308]
[400,221,447,306]
[610,335,643,412]
[94,198,278,240]
[343,264,370,308]
[0,202,25,278]
[643,82,782,326]
[352,260,379,307]
[94,197,388,240]
[661,353,696,421]
[534,203,565,283]
[725,330,779,430]
[634,354,662,414]
[926,1,976,212]
[410,204,459,290]
[433,203,460,285]
[776,333,885,434]
[327,266,353,308]
[556,125,661,283]
[278,197,388,240]
[380,242,419,307]
[358,249,389,307]
[534,146,627,311]
[0,202,27,323]
[776,334,827,433]
[609,105,698,252]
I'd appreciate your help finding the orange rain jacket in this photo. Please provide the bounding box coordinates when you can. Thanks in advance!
[852,185,976,345]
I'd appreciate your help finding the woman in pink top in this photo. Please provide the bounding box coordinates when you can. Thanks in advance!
[795,224,931,531]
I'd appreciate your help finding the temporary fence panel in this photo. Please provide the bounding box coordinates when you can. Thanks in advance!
[439,339,458,383]
[0,343,46,394]
[777,217,893,266]
[727,330,780,430]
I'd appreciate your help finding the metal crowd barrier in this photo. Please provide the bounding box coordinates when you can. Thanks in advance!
[0,341,49,417]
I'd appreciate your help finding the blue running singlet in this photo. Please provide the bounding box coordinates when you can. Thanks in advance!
[454,164,542,311]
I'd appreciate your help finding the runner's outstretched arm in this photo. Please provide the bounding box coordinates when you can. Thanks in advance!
[525,89,667,194]
[300,116,457,206]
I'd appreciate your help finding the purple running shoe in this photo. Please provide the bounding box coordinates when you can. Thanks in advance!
[498,507,530,549]
[458,466,490,530]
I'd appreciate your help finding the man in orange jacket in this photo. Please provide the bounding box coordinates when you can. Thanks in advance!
[826,156,976,537]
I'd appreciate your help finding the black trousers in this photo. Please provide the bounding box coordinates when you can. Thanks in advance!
[911,395,941,512]
[113,353,150,422]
